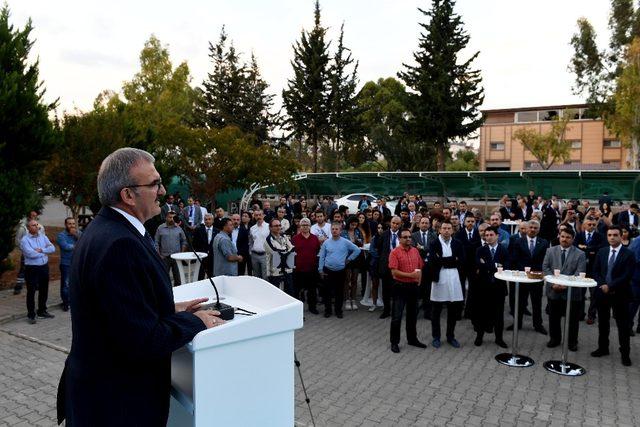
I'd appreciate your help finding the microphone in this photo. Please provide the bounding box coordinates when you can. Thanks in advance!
[184,227,235,320]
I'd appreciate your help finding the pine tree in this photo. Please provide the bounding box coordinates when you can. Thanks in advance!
[327,23,362,169]
[282,0,331,172]
[0,5,56,269]
[398,0,484,171]
[196,27,278,145]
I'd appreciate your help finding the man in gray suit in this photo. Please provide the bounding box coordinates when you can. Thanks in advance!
[182,196,203,234]
[542,227,587,351]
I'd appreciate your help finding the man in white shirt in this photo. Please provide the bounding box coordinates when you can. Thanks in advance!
[310,210,331,243]
[249,210,270,280]
[20,219,56,323]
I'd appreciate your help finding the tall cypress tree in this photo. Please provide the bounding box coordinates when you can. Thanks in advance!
[242,52,279,145]
[282,0,331,172]
[0,5,56,268]
[398,0,484,171]
[327,22,362,169]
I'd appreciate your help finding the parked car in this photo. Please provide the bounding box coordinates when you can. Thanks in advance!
[334,193,397,214]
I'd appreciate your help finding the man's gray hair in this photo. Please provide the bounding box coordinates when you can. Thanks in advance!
[204,213,214,219]
[528,219,540,227]
[300,218,311,226]
[97,147,155,206]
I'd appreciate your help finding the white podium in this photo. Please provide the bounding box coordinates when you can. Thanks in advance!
[168,276,304,426]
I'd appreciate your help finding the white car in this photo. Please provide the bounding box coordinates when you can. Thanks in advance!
[334,193,397,215]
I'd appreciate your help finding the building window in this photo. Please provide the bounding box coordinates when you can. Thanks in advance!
[524,161,534,170]
[490,142,505,151]
[570,141,582,149]
[515,111,538,123]
[539,110,559,121]
[604,140,621,148]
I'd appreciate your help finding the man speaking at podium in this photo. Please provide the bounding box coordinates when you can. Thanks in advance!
[57,148,223,426]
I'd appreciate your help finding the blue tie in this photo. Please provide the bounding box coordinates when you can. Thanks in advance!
[392,233,397,249]
[490,247,496,260]
[606,249,616,284]
[586,232,592,244]
[529,239,535,255]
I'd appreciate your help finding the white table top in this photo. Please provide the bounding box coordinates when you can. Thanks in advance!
[544,275,597,288]
[171,252,208,260]
[494,271,543,283]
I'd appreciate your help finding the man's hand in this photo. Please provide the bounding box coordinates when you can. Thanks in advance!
[237,255,243,263]
[175,297,209,313]
[601,284,609,294]
[552,284,566,292]
[578,244,587,249]
[35,248,43,253]
[194,310,225,329]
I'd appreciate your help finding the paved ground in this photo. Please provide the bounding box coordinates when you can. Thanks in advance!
[1,286,640,426]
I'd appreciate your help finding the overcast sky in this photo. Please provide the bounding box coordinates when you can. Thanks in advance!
[8,0,611,115]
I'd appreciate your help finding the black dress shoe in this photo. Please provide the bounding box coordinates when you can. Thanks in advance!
[13,288,22,295]
[407,340,427,349]
[391,344,400,353]
[495,339,508,349]
[637,324,640,333]
[568,343,578,352]
[309,308,319,315]
[424,314,432,320]
[379,312,390,319]
[534,326,548,335]
[324,312,332,318]
[622,355,632,366]
[630,329,636,337]
[506,324,521,331]
[474,334,483,347]
[28,317,36,325]
[524,308,532,316]
[336,313,343,319]
[62,304,70,312]
[36,311,55,319]
[591,348,610,357]
[546,340,561,348]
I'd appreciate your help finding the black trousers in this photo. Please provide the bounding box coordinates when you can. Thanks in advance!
[517,284,543,329]
[323,268,346,316]
[548,299,581,346]
[472,287,505,341]
[597,292,631,356]
[293,271,318,311]
[238,257,252,276]
[163,257,181,285]
[381,271,393,315]
[25,264,49,318]
[431,301,463,340]
[390,282,420,345]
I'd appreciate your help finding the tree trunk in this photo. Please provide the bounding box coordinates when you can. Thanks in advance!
[631,134,639,170]
[437,145,446,171]
[312,133,318,172]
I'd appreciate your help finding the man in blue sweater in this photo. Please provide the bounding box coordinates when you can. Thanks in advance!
[56,217,81,311]
[319,222,361,318]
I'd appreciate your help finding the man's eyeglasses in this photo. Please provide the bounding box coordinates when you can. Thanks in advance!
[125,179,164,192]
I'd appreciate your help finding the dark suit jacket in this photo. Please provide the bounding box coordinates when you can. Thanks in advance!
[499,206,515,221]
[616,210,639,229]
[57,207,205,426]
[454,227,481,273]
[507,233,526,270]
[574,230,606,274]
[592,245,635,297]
[236,226,250,258]
[193,224,218,273]
[512,236,549,271]
[513,206,532,221]
[376,229,399,275]
[427,237,465,283]
[475,244,509,296]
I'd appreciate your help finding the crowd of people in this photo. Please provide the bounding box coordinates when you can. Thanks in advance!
[13,189,640,366]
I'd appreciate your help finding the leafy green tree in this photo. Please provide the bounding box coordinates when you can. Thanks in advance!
[609,38,640,167]
[122,35,196,178]
[398,0,484,171]
[356,77,422,170]
[326,23,362,169]
[513,111,573,170]
[570,1,640,167]
[445,149,479,171]
[178,126,299,206]
[44,92,132,218]
[282,0,331,172]
[0,5,56,270]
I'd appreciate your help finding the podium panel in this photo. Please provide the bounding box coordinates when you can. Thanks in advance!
[168,276,303,426]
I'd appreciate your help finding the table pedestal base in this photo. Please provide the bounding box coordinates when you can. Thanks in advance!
[543,360,586,376]
[495,353,535,367]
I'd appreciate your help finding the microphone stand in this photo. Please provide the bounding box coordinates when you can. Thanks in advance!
[184,228,235,320]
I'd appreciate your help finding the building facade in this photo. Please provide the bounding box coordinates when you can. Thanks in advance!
[479,104,628,171]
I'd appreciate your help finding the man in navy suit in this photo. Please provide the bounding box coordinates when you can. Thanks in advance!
[616,203,639,237]
[509,219,549,334]
[473,226,509,348]
[574,216,607,323]
[590,226,635,366]
[57,148,223,426]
